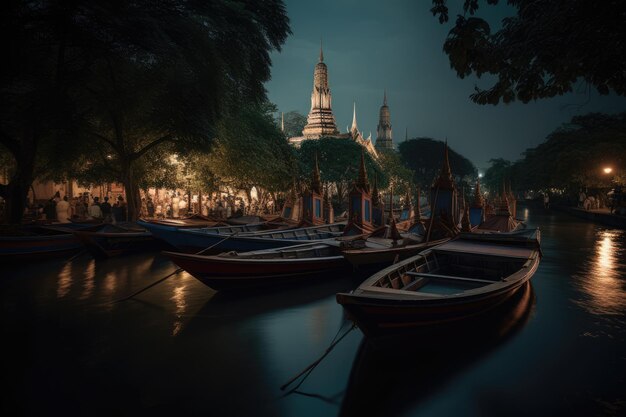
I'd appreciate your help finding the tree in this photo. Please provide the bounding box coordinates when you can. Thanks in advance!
[278,111,307,138]
[207,102,297,206]
[483,158,512,195]
[431,0,626,104]
[0,0,291,222]
[398,138,477,189]
[510,112,626,197]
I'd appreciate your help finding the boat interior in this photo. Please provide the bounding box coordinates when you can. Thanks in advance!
[239,224,345,240]
[372,242,533,294]
[221,243,342,259]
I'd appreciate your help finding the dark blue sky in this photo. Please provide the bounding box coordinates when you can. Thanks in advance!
[266,0,626,170]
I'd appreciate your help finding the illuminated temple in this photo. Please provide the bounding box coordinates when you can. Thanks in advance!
[288,44,380,157]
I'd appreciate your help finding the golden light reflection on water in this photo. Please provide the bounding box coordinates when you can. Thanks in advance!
[79,260,96,300]
[171,285,187,336]
[57,262,73,298]
[574,230,626,316]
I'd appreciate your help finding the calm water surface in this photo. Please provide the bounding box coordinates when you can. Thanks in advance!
[2,205,625,417]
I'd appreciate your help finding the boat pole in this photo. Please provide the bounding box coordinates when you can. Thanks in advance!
[113,232,240,303]
[425,185,439,244]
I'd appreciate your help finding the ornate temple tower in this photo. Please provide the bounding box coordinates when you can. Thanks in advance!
[301,44,339,139]
[375,91,393,151]
[430,142,458,223]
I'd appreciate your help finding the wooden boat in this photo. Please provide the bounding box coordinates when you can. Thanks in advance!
[140,219,346,253]
[0,224,98,262]
[336,228,541,337]
[341,235,450,268]
[144,213,224,228]
[164,241,351,291]
[72,223,160,258]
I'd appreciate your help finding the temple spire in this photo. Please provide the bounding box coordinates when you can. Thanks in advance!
[383,89,387,106]
[311,153,322,194]
[433,140,454,189]
[281,112,284,133]
[473,178,483,207]
[356,150,370,192]
[319,39,324,62]
[351,101,358,134]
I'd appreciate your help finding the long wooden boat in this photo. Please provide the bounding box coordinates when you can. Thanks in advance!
[341,236,450,268]
[0,224,98,262]
[164,241,350,291]
[72,223,160,258]
[336,228,541,337]
[140,219,346,253]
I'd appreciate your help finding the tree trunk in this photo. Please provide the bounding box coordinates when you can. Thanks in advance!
[121,161,141,221]
[0,144,36,224]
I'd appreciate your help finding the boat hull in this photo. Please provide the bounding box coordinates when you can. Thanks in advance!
[73,230,159,258]
[342,237,449,268]
[165,251,350,291]
[337,230,541,337]
[0,233,83,261]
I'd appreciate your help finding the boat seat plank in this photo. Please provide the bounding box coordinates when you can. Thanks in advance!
[434,241,533,259]
[405,271,497,284]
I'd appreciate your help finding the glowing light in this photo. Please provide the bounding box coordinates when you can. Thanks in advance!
[171,285,188,336]
[478,173,484,178]
[603,167,613,174]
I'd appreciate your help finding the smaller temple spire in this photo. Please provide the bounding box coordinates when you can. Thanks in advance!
[371,175,380,206]
[281,112,285,133]
[383,89,388,106]
[387,187,402,242]
[311,153,322,194]
[356,150,370,192]
[351,101,358,134]
[319,38,324,62]
[433,141,455,190]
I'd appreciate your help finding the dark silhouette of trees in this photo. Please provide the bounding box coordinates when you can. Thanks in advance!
[431,0,626,104]
[0,0,291,222]
[398,138,477,189]
[510,112,626,194]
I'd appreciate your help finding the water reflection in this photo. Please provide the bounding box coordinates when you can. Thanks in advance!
[340,283,535,417]
[573,229,626,316]
[171,284,188,336]
[79,259,96,300]
[56,262,73,298]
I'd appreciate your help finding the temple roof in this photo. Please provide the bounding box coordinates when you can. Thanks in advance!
[432,142,455,190]
[356,151,370,193]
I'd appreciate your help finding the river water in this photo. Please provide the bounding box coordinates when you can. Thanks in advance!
[2,204,625,417]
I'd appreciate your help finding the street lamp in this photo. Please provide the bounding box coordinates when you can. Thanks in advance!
[603,167,613,174]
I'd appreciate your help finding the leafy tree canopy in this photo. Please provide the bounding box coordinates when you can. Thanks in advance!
[277,111,307,139]
[510,112,626,192]
[431,0,626,104]
[398,138,477,189]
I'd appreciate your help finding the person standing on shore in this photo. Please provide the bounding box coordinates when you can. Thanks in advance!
[56,196,71,223]
[543,193,550,209]
[88,197,102,219]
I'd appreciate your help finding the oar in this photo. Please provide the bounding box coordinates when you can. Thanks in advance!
[113,231,240,303]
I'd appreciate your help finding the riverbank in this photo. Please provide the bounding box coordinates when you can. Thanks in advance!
[552,205,626,229]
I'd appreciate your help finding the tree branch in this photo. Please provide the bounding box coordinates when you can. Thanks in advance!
[131,134,175,161]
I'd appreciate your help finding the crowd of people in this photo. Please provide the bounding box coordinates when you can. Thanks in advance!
[142,192,276,220]
[25,192,128,223]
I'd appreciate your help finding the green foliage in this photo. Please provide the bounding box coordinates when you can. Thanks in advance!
[208,102,297,194]
[278,111,308,138]
[376,149,415,196]
[398,138,477,189]
[510,112,626,193]
[0,0,291,221]
[431,1,626,104]
[297,138,386,187]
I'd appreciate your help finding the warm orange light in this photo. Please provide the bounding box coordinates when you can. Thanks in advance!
[603,167,613,174]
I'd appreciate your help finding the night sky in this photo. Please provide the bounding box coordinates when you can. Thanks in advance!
[266,0,626,170]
